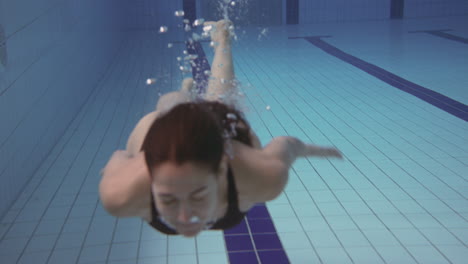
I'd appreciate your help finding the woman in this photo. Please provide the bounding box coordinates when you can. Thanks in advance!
[99,20,342,237]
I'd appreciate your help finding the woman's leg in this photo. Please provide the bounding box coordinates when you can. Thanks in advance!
[204,20,237,104]
[154,77,195,113]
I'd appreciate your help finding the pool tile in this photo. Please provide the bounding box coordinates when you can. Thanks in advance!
[48,248,81,264]
[228,251,258,263]
[248,218,277,234]
[167,254,197,264]
[391,228,430,246]
[346,246,384,264]
[196,234,226,253]
[307,230,341,248]
[334,229,370,247]
[17,251,49,264]
[406,245,450,264]
[139,239,167,258]
[225,235,254,252]
[258,249,289,264]
[315,247,352,263]
[108,242,138,261]
[168,236,196,255]
[253,233,283,250]
[79,244,110,263]
[24,234,58,253]
[277,232,312,249]
[375,246,417,264]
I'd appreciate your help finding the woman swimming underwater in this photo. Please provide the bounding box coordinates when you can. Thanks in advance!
[99,20,343,237]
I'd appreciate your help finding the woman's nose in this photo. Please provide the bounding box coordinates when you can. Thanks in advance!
[177,203,192,223]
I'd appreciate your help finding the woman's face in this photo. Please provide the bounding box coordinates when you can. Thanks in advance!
[151,161,222,237]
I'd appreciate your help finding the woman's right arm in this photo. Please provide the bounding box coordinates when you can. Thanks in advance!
[99,151,152,219]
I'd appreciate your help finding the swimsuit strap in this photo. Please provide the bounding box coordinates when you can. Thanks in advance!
[226,166,240,212]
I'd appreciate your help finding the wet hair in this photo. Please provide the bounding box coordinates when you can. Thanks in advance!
[141,101,252,177]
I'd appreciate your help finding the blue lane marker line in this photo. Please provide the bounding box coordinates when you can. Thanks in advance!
[409,29,468,45]
[290,36,468,122]
[286,0,299,25]
[224,204,289,263]
[185,39,289,263]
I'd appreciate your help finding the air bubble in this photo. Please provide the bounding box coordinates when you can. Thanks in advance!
[176,57,182,61]
[193,18,205,27]
[192,33,201,41]
[204,70,211,75]
[174,10,185,17]
[183,50,188,55]
[201,31,210,38]
[159,26,168,33]
[226,113,237,120]
[185,24,192,32]
[203,24,213,32]
[266,105,271,111]
[146,78,156,85]
[231,1,236,6]
[167,43,173,48]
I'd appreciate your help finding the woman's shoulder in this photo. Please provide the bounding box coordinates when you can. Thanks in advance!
[126,111,159,156]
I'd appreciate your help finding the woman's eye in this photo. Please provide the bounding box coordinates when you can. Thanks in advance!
[162,199,176,206]
[192,196,206,202]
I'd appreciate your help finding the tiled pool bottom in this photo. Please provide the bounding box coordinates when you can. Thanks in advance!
[1,16,468,264]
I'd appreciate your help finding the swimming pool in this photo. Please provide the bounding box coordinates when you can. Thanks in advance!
[0,1,467,263]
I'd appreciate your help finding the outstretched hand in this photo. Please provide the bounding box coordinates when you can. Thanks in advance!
[320,147,343,159]
[304,144,343,159]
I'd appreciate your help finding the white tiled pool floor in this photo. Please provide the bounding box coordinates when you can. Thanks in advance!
[1,16,467,263]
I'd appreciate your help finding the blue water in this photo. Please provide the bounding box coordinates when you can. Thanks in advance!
[1,5,467,264]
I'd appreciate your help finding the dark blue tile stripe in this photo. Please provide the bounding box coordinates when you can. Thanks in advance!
[185,36,289,262]
[409,29,468,45]
[286,0,299,25]
[183,0,197,24]
[291,36,468,122]
[224,204,289,263]
[390,0,405,19]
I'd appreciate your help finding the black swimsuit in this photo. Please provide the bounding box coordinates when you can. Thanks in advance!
[148,166,246,235]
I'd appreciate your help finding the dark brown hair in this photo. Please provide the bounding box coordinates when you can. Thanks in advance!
[141,101,252,177]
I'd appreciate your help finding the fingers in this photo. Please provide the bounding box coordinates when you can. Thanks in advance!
[325,148,343,159]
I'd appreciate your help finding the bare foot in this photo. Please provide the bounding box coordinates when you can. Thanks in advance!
[203,20,233,46]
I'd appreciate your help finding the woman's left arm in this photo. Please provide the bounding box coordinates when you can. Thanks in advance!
[231,136,342,203]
